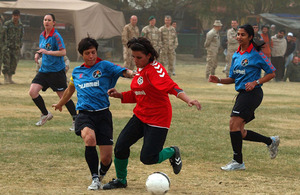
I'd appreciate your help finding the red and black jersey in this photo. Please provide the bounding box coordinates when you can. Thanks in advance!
[122,61,183,128]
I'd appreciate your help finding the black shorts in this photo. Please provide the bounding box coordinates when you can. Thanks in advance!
[231,88,263,123]
[75,109,113,146]
[32,69,67,92]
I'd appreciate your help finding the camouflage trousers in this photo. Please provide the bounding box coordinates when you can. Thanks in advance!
[160,48,175,75]
[0,46,3,74]
[2,47,20,75]
[123,46,135,70]
[205,50,218,79]
[225,49,236,77]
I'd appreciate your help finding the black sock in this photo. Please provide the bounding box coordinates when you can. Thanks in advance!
[99,160,112,176]
[85,146,99,178]
[243,130,272,145]
[230,131,243,164]
[32,95,48,115]
[65,99,77,120]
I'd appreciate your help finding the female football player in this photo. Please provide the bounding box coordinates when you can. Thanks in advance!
[209,24,280,171]
[103,37,201,190]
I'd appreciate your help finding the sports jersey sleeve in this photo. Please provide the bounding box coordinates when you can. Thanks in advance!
[121,90,136,103]
[147,62,183,96]
[53,32,65,50]
[69,76,75,86]
[258,51,276,74]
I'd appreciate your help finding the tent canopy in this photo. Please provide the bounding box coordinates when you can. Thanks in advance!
[260,13,300,30]
[0,0,125,57]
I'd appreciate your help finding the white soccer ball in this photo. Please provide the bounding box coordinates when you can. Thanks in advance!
[145,172,170,195]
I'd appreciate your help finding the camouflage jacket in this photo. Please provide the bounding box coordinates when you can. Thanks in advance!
[122,23,139,46]
[227,28,239,51]
[159,25,178,50]
[204,28,220,52]
[141,25,161,50]
[3,19,24,49]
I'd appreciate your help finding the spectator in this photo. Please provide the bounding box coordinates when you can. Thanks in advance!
[122,15,139,70]
[225,20,239,77]
[2,9,24,84]
[271,30,287,81]
[270,24,276,36]
[204,20,222,79]
[283,56,300,82]
[260,25,273,60]
[284,32,296,68]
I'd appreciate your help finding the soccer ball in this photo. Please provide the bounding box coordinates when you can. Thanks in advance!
[145,172,170,195]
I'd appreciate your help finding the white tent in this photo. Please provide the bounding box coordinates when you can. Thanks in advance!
[0,0,126,58]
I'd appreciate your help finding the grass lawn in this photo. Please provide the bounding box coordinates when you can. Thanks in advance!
[0,59,299,194]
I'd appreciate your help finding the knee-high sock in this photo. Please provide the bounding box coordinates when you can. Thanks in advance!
[243,130,272,145]
[32,95,48,115]
[85,146,99,179]
[99,160,112,176]
[65,99,77,120]
[114,157,128,184]
[157,147,175,163]
[230,131,243,164]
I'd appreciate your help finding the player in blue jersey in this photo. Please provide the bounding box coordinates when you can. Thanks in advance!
[209,24,280,171]
[52,37,134,190]
[29,14,77,130]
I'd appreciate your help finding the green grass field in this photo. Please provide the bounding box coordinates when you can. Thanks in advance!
[0,59,299,194]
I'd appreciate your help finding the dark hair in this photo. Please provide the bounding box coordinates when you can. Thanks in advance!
[12,9,20,16]
[127,37,159,62]
[78,37,98,55]
[45,13,56,21]
[279,29,286,34]
[261,25,269,30]
[239,24,264,51]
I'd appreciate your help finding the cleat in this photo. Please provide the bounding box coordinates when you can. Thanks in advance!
[103,178,127,190]
[35,112,53,126]
[69,121,75,131]
[221,159,245,171]
[169,146,182,174]
[87,177,101,190]
[267,136,280,159]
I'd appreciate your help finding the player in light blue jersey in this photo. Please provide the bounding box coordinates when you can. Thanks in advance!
[209,24,280,171]
[52,37,134,190]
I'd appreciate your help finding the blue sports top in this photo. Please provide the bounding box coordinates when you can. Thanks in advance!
[39,28,65,73]
[70,58,126,111]
[229,43,276,91]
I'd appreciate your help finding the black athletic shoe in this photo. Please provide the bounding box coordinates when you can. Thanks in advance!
[102,178,127,190]
[169,146,182,174]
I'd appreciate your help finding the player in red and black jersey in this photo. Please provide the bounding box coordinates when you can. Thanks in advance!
[103,37,201,190]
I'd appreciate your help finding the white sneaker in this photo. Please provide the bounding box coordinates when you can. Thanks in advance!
[87,178,101,190]
[69,121,75,131]
[267,136,280,159]
[221,160,245,171]
[35,112,53,126]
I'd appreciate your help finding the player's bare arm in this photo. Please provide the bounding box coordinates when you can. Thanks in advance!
[107,88,123,99]
[52,84,75,111]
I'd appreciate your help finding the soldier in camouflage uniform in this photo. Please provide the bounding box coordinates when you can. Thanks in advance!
[141,16,160,54]
[0,14,5,84]
[2,9,23,84]
[122,15,139,70]
[204,20,222,79]
[225,20,239,77]
[159,15,178,76]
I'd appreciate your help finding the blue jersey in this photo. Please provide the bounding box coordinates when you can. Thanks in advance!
[39,28,65,73]
[229,44,276,91]
[71,58,126,111]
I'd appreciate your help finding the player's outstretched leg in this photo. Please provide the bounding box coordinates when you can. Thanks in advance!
[169,146,182,174]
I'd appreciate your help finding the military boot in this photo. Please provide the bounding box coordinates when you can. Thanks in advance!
[8,75,16,84]
[4,74,10,84]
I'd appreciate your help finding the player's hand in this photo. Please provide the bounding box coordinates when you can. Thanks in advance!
[107,88,123,99]
[245,81,256,91]
[52,104,63,112]
[188,100,202,110]
[208,75,219,83]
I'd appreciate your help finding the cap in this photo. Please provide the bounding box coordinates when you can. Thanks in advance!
[287,32,293,37]
[148,16,155,21]
[271,24,275,28]
[213,20,222,27]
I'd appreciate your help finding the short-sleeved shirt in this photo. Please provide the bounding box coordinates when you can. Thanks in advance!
[39,28,65,73]
[70,58,126,111]
[229,43,276,91]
